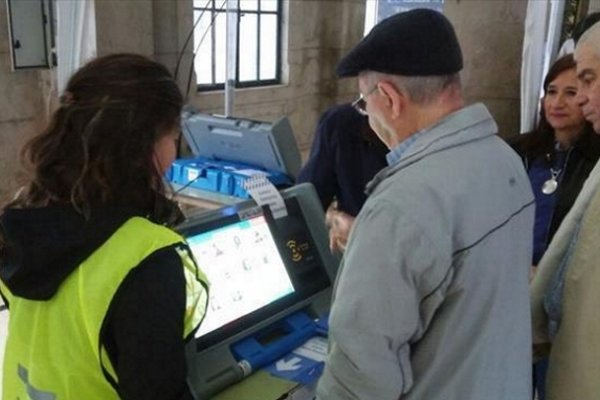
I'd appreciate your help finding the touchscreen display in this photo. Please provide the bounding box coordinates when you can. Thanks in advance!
[186,214,295,338]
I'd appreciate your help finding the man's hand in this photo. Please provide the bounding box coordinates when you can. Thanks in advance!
[326,206,355,253]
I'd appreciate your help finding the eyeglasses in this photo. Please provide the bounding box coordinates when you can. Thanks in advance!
[351,85,378,116]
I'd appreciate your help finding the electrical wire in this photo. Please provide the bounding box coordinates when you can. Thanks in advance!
[173,0,212,82]
[184,0,228,100]
[174,0,228,159]
[174,0,226,157]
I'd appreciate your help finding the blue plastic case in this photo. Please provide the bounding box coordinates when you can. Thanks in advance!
[169,157,292,199]
[167,112,300,199]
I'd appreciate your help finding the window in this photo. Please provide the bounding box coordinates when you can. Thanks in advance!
[193,0,281,91]
[364,0,444,35]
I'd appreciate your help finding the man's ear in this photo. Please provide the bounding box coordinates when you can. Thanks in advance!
[377,80,406,119]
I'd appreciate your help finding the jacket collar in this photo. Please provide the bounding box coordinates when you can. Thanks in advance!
[366,103,497,195]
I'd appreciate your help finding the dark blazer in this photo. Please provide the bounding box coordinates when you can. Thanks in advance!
[296,104,388,216]
[509,128,600,243]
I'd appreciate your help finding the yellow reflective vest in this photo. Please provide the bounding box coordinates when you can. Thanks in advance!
[0,217,208,400]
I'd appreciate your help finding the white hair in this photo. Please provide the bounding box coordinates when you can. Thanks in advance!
[576,20,600,57]
[364,71,461,105]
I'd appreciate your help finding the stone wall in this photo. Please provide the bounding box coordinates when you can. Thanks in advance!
[95,0,155,56]
[0,3,53,203]
[93,0,365,153]
[187,0,365,152]
[445,0,527,139]
[0,0,530,204]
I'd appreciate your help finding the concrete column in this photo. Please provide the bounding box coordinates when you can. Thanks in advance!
[445,0,527,138]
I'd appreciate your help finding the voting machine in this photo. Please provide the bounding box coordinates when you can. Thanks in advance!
[168,111,302,200]
[177,183,338,399]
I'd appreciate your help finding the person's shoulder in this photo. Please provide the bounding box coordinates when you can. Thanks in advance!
[322,103,356,118]
[505,131,542,159]
[320,104,364,126]
[505,131,529,149]
[317,103,368,140]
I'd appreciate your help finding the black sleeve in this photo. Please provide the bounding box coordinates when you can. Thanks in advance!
[101,246,195,400]
[296,108,339,210]
[0,284,8,310]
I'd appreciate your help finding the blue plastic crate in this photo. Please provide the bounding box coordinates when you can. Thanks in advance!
[167,157,292,199]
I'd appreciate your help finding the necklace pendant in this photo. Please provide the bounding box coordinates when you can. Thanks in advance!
[542,178,558,195]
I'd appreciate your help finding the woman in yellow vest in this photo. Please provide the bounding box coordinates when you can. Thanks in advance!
[0,54,208,399]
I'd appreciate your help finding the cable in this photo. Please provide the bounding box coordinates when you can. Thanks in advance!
[184,0,228,100]
[174,0,227,158]
[172,173,205,196]
[173,0,211,81]
[171,161,225,196]
[175,0,225,157]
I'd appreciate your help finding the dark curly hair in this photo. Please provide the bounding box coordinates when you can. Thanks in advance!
[7,53,183,223]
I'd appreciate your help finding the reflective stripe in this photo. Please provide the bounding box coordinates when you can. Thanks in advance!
[4,218,209,399]
[18,364,56,400]
[175,245,209,337]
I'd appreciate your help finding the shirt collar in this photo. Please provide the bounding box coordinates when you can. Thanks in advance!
[385,128,428,166]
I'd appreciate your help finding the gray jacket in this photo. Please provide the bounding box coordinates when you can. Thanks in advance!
[316,104,535,400]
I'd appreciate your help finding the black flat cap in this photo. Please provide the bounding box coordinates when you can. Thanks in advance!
[336,9,463,77]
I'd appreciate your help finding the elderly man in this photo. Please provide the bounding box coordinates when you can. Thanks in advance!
[316,9,535,400]
[530,21,600,400]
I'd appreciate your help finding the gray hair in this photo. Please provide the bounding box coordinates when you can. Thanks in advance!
[577,20,600,58]
[364,71,461,105]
